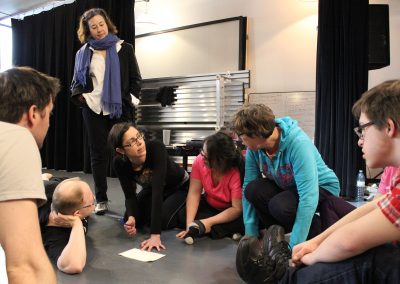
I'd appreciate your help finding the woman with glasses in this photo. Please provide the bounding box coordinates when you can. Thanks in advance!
[108,122,189,251]
[176,132,245,244]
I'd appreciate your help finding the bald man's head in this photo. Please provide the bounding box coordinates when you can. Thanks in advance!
[52,179,91,215]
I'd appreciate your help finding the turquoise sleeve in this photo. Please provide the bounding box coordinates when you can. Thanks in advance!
[288,140,319,247]
[242,150,262,237]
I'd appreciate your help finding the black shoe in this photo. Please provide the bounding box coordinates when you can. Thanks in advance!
[236,236,269,284]
[184,220,206,245]
[236,225,291,284]
[94,201,109,215]
[262,225,291,283]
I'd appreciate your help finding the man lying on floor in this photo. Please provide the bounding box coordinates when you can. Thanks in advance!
[40,178,95,274]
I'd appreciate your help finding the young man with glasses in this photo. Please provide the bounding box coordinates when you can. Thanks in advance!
[39,178,94,274]
[233,104,340,249]
[237,80,400,283]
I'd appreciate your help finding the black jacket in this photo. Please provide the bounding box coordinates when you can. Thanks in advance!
[70,42,142,121]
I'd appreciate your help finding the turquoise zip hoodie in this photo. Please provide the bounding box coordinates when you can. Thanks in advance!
[242,117,340,247]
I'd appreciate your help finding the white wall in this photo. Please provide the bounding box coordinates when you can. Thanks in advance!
[0,19,12,71]
[135,0,400,94]
[135,0,319,94]
[369,0,400,88]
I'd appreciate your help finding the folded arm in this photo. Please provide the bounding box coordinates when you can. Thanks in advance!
[292,196,394,265]
[55,216,86,274]
[300,205,400,265]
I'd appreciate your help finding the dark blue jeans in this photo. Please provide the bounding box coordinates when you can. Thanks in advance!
[280,244,400,284]
[82,107,125,202]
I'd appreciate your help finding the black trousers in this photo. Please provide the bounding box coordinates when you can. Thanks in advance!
[319,195,356,230]
[178,197,245,239]
[244,178,332,239]
[133,185,189,231]
[82,107,126,202]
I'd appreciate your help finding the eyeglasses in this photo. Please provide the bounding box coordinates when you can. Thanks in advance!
[354,121,374,139]
[78,197,96,210]
[122,132,145,148]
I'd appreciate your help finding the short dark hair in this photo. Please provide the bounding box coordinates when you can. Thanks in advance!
[0,67,60,123]
[233,104,276,138]
[77,8,118,44]
[352,80,400,130]
[204,132,244,181]
[108,122,136,152]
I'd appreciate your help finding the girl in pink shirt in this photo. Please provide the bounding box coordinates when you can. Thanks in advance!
[176,132,245,244]
[377,166,400,195]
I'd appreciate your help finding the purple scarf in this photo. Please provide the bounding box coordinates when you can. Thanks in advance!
[74,34,122,118]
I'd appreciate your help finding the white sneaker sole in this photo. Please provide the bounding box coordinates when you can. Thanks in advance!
[184,236,194,245]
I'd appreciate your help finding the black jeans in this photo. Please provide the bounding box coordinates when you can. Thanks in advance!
[134,186,188,231]
[178,197,245,239]
[319,195,356,230]
[280,244,400,284]
[244,178,331,239]
[82,107,125,202]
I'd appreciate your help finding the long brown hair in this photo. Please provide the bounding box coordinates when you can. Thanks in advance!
[77,8,118,44]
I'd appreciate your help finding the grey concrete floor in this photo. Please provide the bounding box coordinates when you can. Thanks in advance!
[45,170,245,284]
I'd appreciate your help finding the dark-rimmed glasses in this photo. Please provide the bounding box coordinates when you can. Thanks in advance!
[354,121,374,139]
[122,132,145,148]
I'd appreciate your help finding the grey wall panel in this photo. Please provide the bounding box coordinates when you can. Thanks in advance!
[136,70,249,144]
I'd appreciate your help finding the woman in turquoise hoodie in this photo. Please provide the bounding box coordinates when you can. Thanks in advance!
[233,104,340,248]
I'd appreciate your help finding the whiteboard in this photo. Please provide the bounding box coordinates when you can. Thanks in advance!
[248,92,316,140]
[135,17,246,79]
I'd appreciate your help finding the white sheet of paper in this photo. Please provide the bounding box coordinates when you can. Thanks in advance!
[119,248,165,262]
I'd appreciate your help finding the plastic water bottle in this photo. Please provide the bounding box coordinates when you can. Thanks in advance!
[356,170,366,201]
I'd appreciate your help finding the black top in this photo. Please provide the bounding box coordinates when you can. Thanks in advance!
[113,140,186,234]
[39,181,88,263]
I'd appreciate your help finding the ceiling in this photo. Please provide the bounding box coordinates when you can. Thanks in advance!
[0,0,63,22]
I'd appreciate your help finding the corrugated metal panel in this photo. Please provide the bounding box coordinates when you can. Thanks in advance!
[136,70,249,144]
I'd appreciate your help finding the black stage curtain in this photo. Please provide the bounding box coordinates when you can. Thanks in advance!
[12,0,135,174]
[315,0,368,197]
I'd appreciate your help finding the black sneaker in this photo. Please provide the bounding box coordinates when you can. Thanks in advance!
[236,225,291,284]
[236,236,269,283]
[184,220,206,245]
[262,225,291,283]
[94,201,109,215]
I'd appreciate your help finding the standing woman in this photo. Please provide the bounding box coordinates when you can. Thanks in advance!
[176,132,245,244]
[108,122,189,251]
[70,8,142,215]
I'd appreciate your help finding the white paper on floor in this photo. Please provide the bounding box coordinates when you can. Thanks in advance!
[119,248,165,262]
